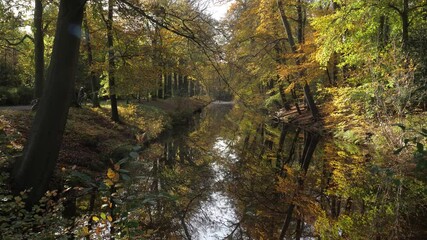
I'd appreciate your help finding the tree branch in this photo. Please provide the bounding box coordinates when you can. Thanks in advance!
[3,34,34,46]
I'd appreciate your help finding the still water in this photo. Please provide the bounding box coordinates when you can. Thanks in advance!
[123,102,424,239]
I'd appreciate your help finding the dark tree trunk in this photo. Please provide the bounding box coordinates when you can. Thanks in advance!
[296,219,303,240]
[303,82,320,119]
[279,83,291,110]
[276,124,288,171]
[178,74,183,96]
[107,0,119,122]
[157,76,163,99]
[165,74,172,98]
[378,15,390,49]
[283,128,300,168]
[12,0,86,207]
[401,0,409,51]
[296,0,304,44]
[277,0,296,52]
[189,80,195,97]
[277,0,320,119]
[279,204,295,239]
[182,76,189,97]
[83,14,100,108]
[195,82,201,96]
[34,0,44,99]
[173,73,178,97]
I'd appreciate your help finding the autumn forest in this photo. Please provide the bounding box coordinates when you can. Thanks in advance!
[0,0,426,239]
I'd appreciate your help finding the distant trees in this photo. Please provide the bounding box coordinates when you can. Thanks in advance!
[0,1,34,105]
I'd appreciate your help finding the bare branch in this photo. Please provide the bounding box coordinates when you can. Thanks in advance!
[2,34,34,46]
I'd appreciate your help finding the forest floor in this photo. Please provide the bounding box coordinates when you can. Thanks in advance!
[0,97,209,188]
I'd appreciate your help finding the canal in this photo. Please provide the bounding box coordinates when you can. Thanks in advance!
[121,101,424,239]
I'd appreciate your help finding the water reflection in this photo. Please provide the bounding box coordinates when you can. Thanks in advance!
[124,101,422,239]
[189,137,238,239]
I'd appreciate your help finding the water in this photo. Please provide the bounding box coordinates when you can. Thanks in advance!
[189,138,239,239]
[123,102,426,239]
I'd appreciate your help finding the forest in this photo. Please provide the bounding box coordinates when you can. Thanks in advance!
[0,0,426,239]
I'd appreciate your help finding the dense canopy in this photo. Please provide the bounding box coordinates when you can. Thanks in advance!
[0,0,426,238]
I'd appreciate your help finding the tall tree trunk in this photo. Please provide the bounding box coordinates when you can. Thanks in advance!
[157,75,163,99]
[165,74,172,98]
[173,73,178,97]
[277,0,296,53]
[401,0,409,51]
[277,0,320,119]
[107,0,119,122]
[296,218,303,240]
[296,0,304,44]
[12,0,86,207]
[183,76,189,97]
[34,0,44,99]
[378,15,389,49]
[83,14,100,108]
[189,80,195,97]
[279,204,295,239]
[303,82,320,119]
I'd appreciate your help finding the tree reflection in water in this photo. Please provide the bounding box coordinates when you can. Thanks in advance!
[123,102,425,239]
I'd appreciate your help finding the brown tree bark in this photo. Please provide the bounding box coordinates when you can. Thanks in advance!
[402,0,409,50]
[13,0,86,207]
[277,0,296,53]
[107,0,119,122]
[83,14,100,108]
[34,0,44,99]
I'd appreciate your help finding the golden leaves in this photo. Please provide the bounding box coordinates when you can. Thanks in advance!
[105,168,120,187]
[92,216,100,222]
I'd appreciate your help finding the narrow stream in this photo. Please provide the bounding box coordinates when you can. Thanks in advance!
[123,101,420,239]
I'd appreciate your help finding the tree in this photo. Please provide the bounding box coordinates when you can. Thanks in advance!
[107,0,119,122]
[12,0,86,207]
[0,1,33,89]
[33,0,44,100]
[83,12,100,108]
[311,0,427,115]
[276,0,320,119]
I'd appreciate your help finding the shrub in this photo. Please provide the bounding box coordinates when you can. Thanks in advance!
[0,86,33,106]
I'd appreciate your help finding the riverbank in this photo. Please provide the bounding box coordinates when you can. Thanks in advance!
[275,99,426,151]
[0,97,209,238]
[0,97,208,174]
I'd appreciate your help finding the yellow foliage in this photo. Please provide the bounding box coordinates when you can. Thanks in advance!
[107,168,116,179]
[82,226,89,236]
[284,82,295,94]
[104,179,114,187]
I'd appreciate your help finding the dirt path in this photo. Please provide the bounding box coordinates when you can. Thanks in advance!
[0,105,32,111]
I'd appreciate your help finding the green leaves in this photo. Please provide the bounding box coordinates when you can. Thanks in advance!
[392,123,406,131]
